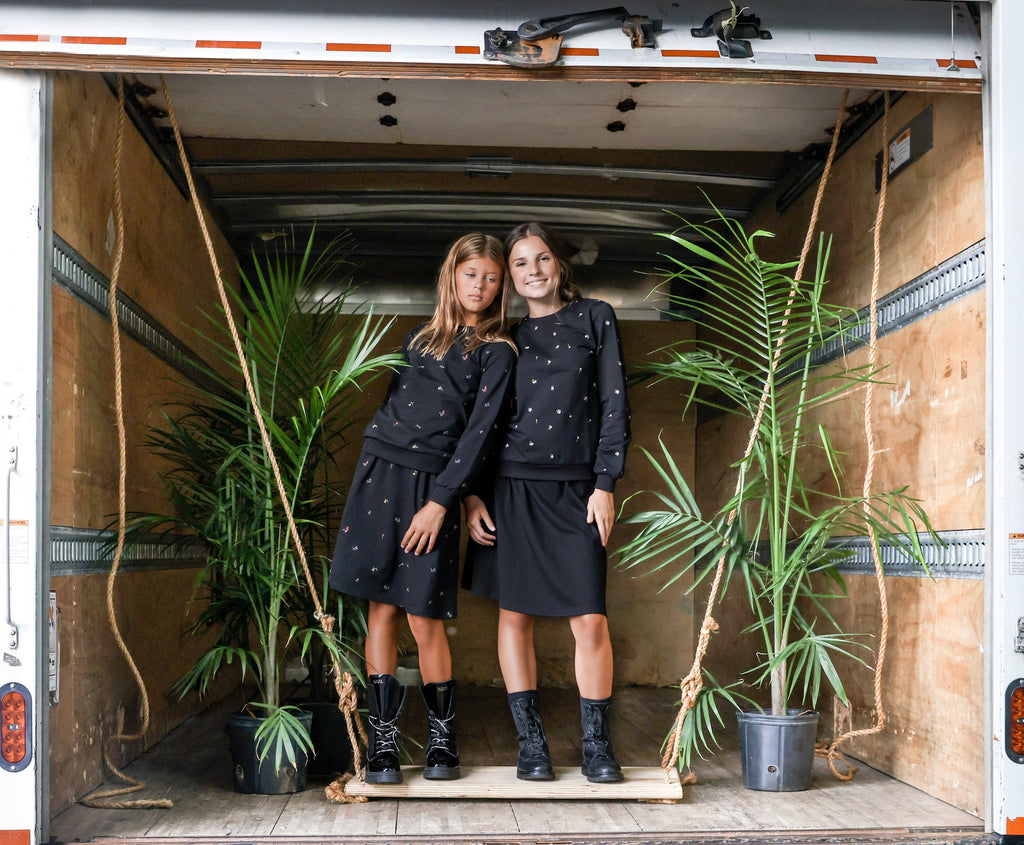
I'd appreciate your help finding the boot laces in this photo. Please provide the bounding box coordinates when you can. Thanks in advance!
[583,708,613,757]
[369,715,400,756]
[427,714,455,754]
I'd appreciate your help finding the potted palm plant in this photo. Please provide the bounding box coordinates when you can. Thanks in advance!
[617,210,938,791]
[132,229,402,793]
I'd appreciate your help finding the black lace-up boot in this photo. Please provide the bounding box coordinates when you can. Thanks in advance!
[420,679,461,780]
[580,696,623,783]
[365,673,405,784]
[508,690,555,781]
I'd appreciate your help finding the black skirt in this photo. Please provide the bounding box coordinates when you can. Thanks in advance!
[329,452,461,619]
[463,477,607,617]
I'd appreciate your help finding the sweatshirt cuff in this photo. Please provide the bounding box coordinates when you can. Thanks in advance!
[428,486,458,511]
[594,474,616,493]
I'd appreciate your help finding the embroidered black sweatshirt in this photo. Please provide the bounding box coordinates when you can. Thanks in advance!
[362,326,516,510]
[496,298,631,492]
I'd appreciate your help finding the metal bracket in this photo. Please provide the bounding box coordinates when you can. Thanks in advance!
[691,6,771,59]
[484,6,662,68]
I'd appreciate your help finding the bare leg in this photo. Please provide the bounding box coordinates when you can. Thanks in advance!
[498,609,538,693]
[365,600,404,677]
[569,613,614,699]
[407,613,453,683]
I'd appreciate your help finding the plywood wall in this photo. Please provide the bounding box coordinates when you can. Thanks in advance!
[692,91,985,815]
[49,71,242,814]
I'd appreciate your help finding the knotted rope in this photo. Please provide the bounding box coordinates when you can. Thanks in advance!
[81,76,172,811]
[158,75,368,802]
[815,90,892,780]
[662,89,851,777]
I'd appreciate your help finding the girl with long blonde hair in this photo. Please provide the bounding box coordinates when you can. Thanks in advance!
[329,232,515,783]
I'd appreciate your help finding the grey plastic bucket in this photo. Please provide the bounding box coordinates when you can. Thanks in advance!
[736,709,819,791]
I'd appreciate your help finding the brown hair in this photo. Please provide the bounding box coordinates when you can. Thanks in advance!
[411,233,514,358]
[505,222,581,305]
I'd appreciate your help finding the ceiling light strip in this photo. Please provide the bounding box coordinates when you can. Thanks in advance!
[194,158,777,190]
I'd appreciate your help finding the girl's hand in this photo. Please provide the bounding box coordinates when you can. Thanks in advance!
[463,495,497,546]
[586,488,615,547]
[401,501,447,555]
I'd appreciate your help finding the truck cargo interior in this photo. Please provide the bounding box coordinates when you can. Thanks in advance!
[4,3,1021,844]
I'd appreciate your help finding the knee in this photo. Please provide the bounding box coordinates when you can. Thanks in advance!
[499,610,535,639]
[571,614,610,649]
[368,601,404,629]
[407,613,445,646]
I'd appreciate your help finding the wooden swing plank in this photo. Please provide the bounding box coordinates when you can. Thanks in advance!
[343,765,683,801]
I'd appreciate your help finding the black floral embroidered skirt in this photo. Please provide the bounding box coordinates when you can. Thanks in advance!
[329,452,461,620]
[463,477,607,618]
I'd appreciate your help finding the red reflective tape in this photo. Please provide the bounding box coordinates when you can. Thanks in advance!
[196,40,261,49]
[326,42,391,53]
[455,45,480,55]
[938,58,978,69]
[61,35,127,45]
[662,49,719,58]
[562,47,599,56]
[815,53,878,64]
[0,34,48,42]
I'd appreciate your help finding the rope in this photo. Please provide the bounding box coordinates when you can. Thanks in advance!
[816,90,892,780]
[662,89,850,776]
[158,76,368,802]
[80,76,173,811]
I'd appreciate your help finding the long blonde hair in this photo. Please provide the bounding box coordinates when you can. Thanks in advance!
[412,233,514,359]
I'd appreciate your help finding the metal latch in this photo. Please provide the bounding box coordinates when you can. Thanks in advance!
[691,5,771,59]
[484,6,662,68]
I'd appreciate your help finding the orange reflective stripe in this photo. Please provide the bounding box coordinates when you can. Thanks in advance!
[662,49,719,58]
[0,34,48,42]
[455,45,480,54]
[562,47,599,56]
[195,40,261,49]
[326,42,391,52]
[938,58,978,69]
[815,53,878,64]
[61,35,126,45]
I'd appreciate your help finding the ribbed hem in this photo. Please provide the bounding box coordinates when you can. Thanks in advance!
[362,437,448,474]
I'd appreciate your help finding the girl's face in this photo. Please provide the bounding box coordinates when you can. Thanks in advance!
[455,256,503,325]
[508,235,561,316]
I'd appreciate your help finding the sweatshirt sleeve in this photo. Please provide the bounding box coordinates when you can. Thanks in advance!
[428,341,516,509]
[591,301,631,492]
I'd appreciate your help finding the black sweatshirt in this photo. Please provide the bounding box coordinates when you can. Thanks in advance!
[362,326,516,510]
[496,298,631,492]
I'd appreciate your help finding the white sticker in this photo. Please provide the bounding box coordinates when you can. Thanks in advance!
[2,520,29,564]
[1010,533,1024,575]
[889,128,912,174]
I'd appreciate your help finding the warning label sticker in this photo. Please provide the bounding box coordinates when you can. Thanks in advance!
[1009,533,1024,574]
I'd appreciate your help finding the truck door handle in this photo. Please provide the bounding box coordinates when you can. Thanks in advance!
[484,6,661,67]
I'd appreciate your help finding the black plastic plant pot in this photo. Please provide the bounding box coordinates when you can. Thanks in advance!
[737,709,819,791]
[303,700,355,779]
[225,710,313,794]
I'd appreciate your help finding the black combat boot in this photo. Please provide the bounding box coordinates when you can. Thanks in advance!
[365,673,405,784]
[420,679,461,780]
[508,690,555,781]
[580,696,623,783]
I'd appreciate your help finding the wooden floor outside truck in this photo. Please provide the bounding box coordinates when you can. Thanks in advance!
[52,686,990,845]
